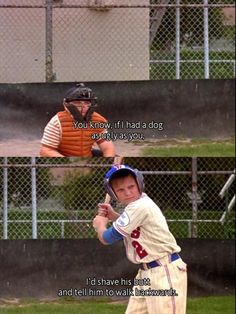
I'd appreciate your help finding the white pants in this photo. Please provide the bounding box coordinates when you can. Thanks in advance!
[125,257,187,314]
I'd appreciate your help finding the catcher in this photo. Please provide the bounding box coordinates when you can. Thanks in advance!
[93,164,187,314]
[40,83,115,157]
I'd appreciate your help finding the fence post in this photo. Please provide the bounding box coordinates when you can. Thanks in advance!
[203,0,210,78]
[31,157,37,239]
[3,157,8,240]
[61,221,65,238]
[45,0,54,82]
[188,221,192,238]
[175,0,180,79]
[191,157,198,238]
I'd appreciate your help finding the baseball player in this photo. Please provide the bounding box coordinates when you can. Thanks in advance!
[40,83,115,157]
[93,165,187,314]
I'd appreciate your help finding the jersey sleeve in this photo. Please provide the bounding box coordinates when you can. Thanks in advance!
[113,200,148,237]
[96,129,108,145]
[102,226,123,244]
[41,115,61,148]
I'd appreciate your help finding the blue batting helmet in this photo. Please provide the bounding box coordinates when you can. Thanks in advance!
[104,164,144,201]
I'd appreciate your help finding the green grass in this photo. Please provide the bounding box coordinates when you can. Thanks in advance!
[0,296,234,314]
[0,302,125,314]
[187,296,235,314]
[150,50,235,79]
[141,138,235,157]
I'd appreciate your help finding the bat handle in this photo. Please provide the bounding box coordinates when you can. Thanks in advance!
[104,194,111,204]
[98,196,110,217]
[98,212,107,217]
[97,156,123,217]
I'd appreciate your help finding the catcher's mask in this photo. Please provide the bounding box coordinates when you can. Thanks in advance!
[63,83,98,122]
[104,164,144,201]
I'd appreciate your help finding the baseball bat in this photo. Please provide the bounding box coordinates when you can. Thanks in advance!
[98,156,123,217]
[104,156,124,204]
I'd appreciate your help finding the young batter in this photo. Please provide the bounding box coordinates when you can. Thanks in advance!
[93,164,187,314]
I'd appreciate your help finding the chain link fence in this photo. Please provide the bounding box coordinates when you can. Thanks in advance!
[0,0,235,83]
[0,157,235,240]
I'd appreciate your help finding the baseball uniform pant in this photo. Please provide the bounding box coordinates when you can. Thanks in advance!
[125,256,187,314]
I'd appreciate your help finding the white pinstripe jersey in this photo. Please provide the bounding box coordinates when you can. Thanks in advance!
[113,193,180,264]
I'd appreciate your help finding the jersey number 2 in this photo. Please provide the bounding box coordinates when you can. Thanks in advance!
[131,227,148,259]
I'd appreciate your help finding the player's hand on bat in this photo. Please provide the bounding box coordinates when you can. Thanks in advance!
[93,215,110,245]
[93,215,108,230]
[98,203,120,221]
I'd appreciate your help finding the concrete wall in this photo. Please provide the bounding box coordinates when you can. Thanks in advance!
[0,0,149,83]
[0,79,234,141]
[0,239,234,298]
[0,7,46,83]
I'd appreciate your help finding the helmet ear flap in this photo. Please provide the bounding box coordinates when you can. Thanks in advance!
[104,177,118,201]
[134,169,144,194]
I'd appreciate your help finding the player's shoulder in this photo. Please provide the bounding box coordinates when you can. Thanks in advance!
[46,114,60,126]
[127,193,160,211]
[91,111,108,123]
[125,193,149,209]
[137,193,154,205]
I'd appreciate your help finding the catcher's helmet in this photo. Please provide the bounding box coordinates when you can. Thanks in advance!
[64,83,97,106]
[63,83,97,122]
[104,164,144,201]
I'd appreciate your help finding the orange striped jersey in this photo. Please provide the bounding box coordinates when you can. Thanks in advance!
[41,110,108,156]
